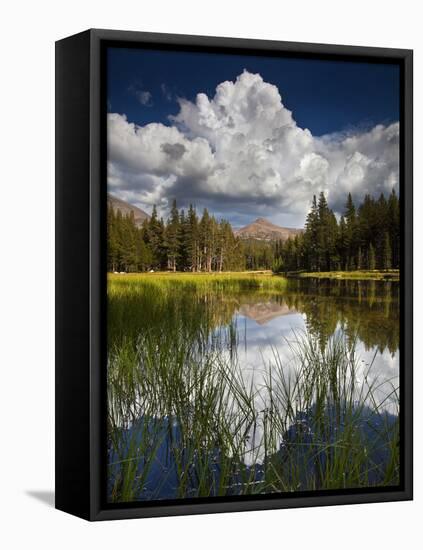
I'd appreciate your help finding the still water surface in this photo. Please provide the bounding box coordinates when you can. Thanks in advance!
[107,277,399,501]
[226,279,399,414]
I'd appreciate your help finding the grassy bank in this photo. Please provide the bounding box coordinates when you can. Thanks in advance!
[287,270,399,281]
[108,271,288,294]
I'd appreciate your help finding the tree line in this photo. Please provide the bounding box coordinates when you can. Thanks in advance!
[107,200,245,272]
[108,190,400,273]
[273,190,400,273]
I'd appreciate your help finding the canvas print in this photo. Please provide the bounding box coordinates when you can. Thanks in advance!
[106,46,400,504]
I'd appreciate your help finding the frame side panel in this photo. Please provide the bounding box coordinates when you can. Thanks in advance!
[402,50,413,499]
[55,31,91,520]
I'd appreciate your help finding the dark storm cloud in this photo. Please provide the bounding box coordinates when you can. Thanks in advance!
[160,142,187,160]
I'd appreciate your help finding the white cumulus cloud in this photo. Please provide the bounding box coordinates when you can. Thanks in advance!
[108,70,399,227]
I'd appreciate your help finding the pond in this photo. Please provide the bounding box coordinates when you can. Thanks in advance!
[107,275,400,503]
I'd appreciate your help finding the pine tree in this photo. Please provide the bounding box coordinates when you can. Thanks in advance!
[186,205,199,271]
[122,211,137,271]
[368,243,376,270]
[107,206,118,272]
[114,209,125,270]
[344,193,357,271]
[357,247,362,271]
[337,216,347,270]
[375,193,388,268]
[178,209,188,270]
[219,220,244,271]
[316,192,338,271]
[144,206,167,269]
[165,199,180,271]
[327,212,340,270]
[382,232,392,270]
[135,230,152,271]
[217,220,230,272]
[304,195,319,271]
[199,209,213,272]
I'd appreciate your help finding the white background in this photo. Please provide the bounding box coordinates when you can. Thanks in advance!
[1,1,420,548]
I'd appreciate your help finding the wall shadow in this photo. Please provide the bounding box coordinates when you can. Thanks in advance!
[26,490,55,508]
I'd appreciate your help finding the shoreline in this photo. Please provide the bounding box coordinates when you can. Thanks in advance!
[108,269,399,282]
[285,270,399,282]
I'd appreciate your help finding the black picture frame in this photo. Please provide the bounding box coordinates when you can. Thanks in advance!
[55,28,413,521]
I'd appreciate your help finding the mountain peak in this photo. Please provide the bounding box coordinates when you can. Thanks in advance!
[235,218,302,242]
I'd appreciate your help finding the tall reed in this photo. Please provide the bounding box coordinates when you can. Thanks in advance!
[108,324,399,501]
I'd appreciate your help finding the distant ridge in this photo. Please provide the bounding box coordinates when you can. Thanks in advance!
[235,218,302,242]
[107,196,301,241]
[107,194,150,227]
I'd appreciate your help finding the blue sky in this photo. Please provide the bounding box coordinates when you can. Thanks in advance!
[108,47,399,136]
[107,46,400,227]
